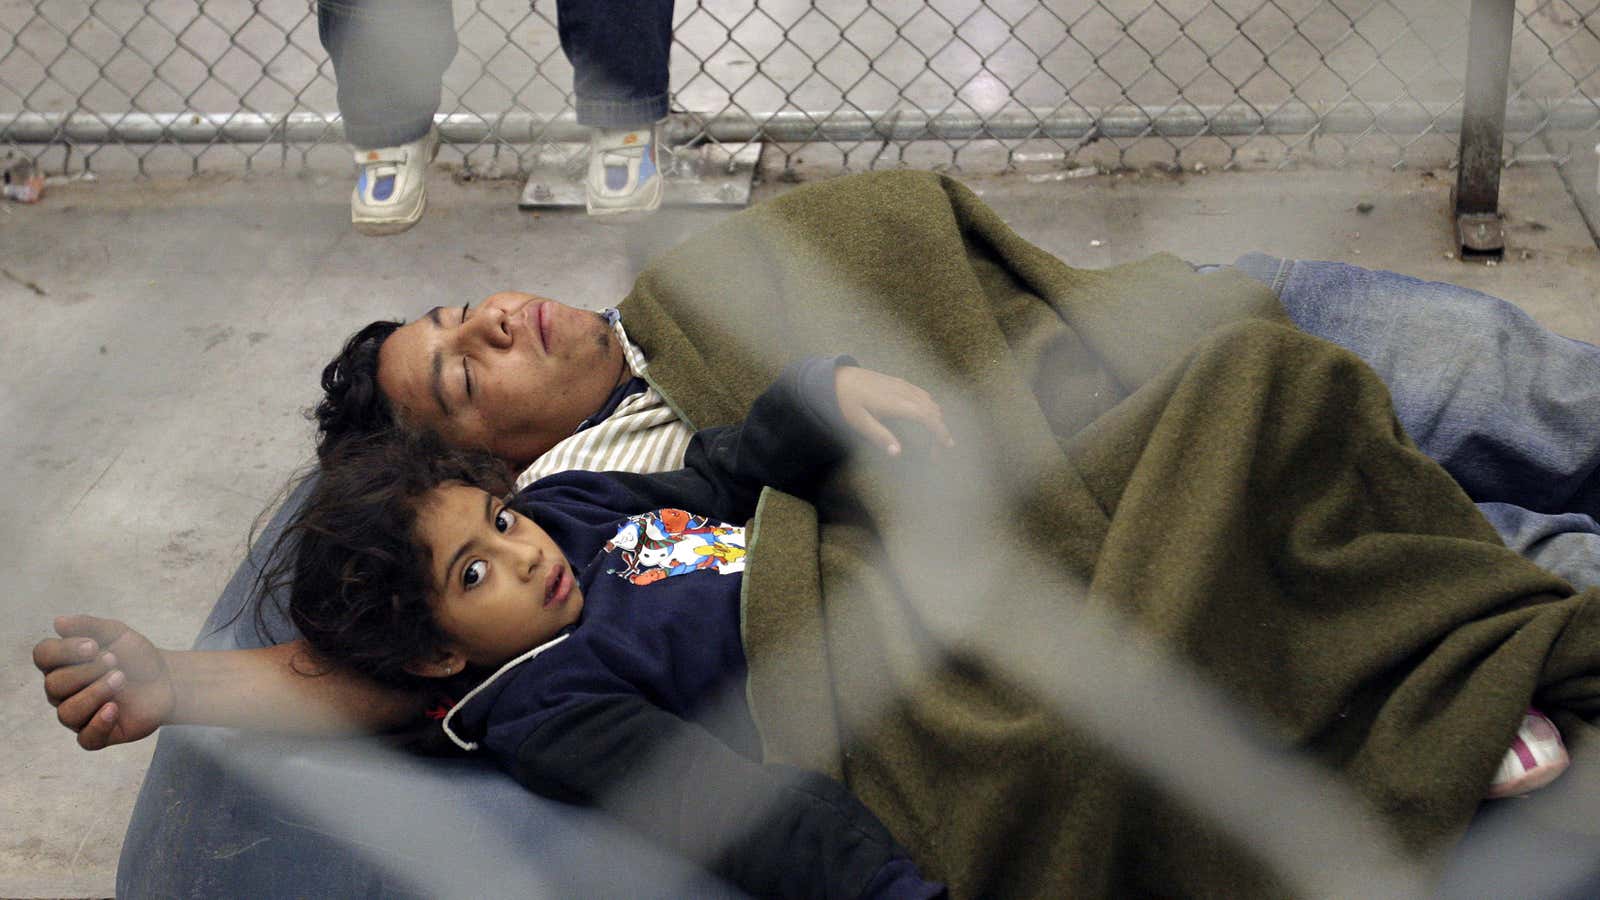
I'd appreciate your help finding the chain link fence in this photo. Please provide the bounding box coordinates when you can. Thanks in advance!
[2,0,1598,178]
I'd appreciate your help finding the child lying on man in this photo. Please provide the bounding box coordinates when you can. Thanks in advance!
[267,356,951,899]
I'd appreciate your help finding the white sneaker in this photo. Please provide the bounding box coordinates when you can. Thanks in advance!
[585,122,663,216]
[350,126,439,236]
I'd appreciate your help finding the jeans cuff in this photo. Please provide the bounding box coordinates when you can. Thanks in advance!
[1230,251,1293,298]
[343,116,435,151]
[575,94,668,129]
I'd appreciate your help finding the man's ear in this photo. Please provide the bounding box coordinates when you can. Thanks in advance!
[402,646,467,679]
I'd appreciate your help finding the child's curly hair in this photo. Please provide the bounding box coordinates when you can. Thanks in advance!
[257,428,513,687]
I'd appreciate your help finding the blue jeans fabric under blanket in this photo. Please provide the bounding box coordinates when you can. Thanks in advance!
[1226,253,1600,589]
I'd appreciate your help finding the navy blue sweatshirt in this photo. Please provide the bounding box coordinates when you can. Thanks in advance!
[440,357,945,900]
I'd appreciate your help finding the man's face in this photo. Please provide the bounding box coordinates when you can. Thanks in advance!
[377,291,624,468]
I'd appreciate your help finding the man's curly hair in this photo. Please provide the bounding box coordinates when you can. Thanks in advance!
[313,319,404,463]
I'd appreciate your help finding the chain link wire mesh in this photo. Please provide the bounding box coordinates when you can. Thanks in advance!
[1,1,1596,178]
[6,4,1600,896]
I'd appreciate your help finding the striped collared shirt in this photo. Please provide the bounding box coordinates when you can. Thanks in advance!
[514,312,694,490]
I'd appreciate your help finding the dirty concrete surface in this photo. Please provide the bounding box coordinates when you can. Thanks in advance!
[1,160,1597,897]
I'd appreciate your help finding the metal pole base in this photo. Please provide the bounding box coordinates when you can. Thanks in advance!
[1451,184,1506,259]
[1455,211,1505,258]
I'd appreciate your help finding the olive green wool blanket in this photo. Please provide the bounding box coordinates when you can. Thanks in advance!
[617,170,1600,897]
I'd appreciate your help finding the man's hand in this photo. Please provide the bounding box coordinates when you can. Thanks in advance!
[834,366,956,457]
[34,614,175,750]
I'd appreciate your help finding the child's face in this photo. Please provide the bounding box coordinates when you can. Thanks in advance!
[414,482,585,669]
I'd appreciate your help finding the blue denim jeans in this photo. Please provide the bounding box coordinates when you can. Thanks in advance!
[317,0,674,149]
[1226,253,1600,588]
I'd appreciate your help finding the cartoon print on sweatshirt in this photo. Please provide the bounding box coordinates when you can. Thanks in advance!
[603,508,747,586]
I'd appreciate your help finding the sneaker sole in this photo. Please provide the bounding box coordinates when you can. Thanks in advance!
[1487,757,1570,798]
[586,171,664,217]
[353,192,426,236]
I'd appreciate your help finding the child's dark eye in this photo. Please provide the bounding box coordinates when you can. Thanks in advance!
[463,560,487,589]
[495,508,515,532]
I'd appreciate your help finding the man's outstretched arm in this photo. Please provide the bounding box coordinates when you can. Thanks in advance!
[35,614,425,750]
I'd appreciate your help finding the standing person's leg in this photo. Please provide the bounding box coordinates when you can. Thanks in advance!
[318,0,457,234]
[556,0,675,215]
[1229,253,1600,582]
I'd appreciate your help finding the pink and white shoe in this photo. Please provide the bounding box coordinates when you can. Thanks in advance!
[1487,708,1570,799]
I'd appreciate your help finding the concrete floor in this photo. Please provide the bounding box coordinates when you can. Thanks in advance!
[2,159,1598,897]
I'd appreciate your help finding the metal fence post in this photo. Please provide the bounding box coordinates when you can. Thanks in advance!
[1453,0,1516,258]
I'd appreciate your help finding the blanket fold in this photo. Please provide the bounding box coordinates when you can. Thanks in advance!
[619,170,1600,897]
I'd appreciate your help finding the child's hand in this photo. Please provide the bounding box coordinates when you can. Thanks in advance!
[33,614,175,750]
[834,366,956,457]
